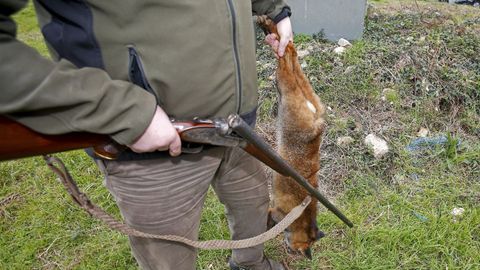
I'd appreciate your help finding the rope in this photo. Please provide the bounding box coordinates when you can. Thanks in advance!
[43,155,310,250]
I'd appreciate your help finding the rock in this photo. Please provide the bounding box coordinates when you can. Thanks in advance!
[410,173,420,182]
[327,106,335,118]
[364,134,389,158]
[417,128,429,138]
[451,208,465,216]
[297,49,310,58]
[421,78,432,93]
[381,88,397,103]
[333,47,346,55]
[338,38,352,47]
[344,66,355,74]
[354,122,363,131]
[337,136,354,147]
[412,211,429,222]
[393,174,407,185]
[301,61,308,69]
[405,135,461,152]
[382,88,395,95]
[382,88,394,94]
[451,207,465,222]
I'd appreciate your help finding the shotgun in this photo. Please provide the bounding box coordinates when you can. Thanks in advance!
[0,114,353,227]
[0,115,221,161]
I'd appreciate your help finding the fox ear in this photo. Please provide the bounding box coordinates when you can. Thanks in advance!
[267,207,286,229]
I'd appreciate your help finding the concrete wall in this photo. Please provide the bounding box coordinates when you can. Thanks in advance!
[288,0,367,41]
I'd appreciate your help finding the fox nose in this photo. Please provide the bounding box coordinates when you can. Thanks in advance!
[316,230,325,240]
[301,247,313,260]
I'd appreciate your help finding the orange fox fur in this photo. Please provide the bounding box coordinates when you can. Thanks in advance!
[257,16,326,257]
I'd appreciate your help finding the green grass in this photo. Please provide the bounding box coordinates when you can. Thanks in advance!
[2,1,480,269]
[12,3,49,57]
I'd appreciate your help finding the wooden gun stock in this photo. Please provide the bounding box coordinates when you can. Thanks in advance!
[0,116,218,161]
[0,115,114,161]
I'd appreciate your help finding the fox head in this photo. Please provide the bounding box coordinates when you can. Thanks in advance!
[269,208,325,259]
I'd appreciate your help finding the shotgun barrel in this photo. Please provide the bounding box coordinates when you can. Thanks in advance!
[227,114,354,228]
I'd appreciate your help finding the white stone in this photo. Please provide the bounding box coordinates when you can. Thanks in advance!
[417,128,429,138]
[381,88,396,103]
[344,66,355,74]
[337,136,354,147]
[297,49,310,58]
[333,47,346,55]
[338,38,352,47]
[451,208,465,217]
[364,134,389,158]
[451,207,465,222]
[382,88,394,94]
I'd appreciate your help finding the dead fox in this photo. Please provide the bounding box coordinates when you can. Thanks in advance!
[257,16,326,259]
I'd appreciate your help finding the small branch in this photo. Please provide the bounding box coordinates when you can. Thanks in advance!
[0,193,20,207]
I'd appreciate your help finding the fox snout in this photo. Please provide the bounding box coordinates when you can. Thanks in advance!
[283,221,325,259]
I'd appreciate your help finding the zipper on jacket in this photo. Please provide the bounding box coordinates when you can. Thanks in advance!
[226,0,243,114]
[127,45,161,105]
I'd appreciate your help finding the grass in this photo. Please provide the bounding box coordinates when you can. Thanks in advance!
[12,3,49,57]
[1,1,479,269]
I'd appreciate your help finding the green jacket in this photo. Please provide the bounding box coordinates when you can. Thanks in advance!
[0,0,290,146]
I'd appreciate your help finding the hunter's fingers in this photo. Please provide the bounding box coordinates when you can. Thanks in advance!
[265,34,280,59]
[276,16,293,58]
[278,36,289,57]
[265,33,278,47]
[169,134,182,157]
[128,106,181,154]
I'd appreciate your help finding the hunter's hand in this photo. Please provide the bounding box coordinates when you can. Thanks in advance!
[128,106,181,156]
[265,16,293,58]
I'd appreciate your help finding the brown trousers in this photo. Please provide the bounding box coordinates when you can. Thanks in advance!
[97,146,270,270]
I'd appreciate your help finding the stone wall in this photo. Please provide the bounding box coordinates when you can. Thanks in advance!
[288,0,367,41]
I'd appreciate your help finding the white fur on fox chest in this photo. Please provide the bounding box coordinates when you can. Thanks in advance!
[306,100,317,113]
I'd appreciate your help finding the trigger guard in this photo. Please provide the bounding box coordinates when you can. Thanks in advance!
[181,143,204,154]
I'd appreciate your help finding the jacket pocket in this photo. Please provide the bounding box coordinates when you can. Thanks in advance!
[41,18,65,58]
[127,45,160,104]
